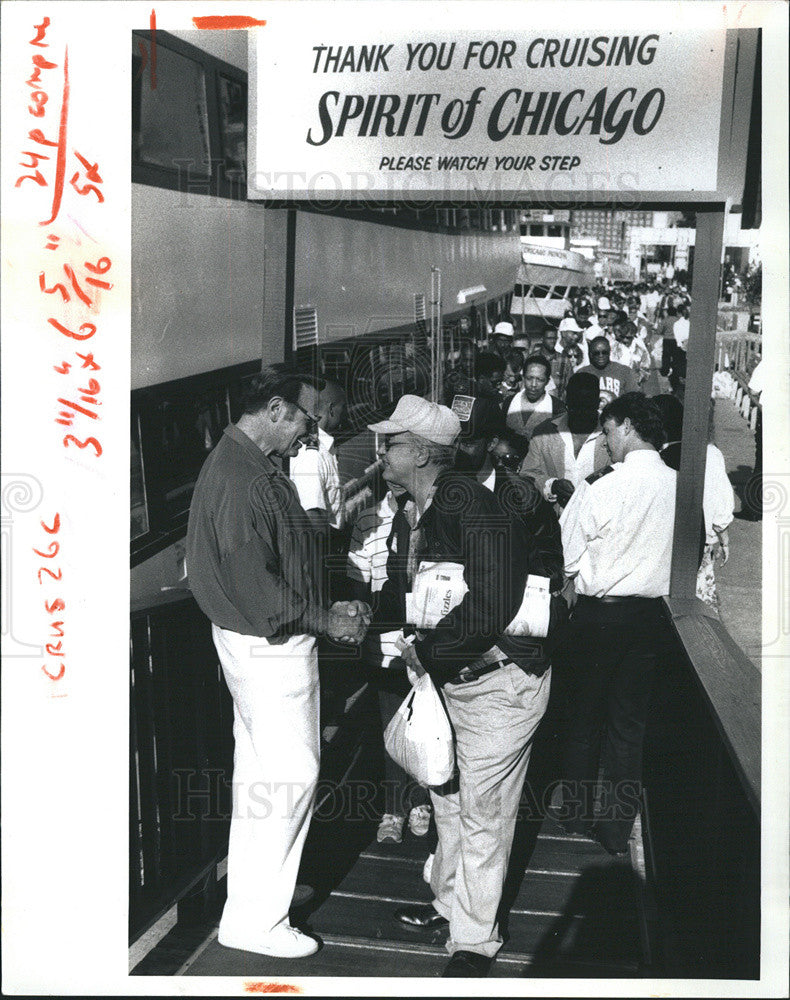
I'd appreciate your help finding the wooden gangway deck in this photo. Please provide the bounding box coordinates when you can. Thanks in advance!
[134,722,656,980]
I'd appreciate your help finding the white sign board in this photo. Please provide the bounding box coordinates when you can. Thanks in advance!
[250,4,727,199]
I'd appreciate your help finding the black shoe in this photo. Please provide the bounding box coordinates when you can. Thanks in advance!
[591,824,629,857]
[394,903,449,930]
[547,806,592,838]
[442,950,493,977]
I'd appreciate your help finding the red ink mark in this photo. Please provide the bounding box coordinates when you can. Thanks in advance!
[38,566,62,584]
[48,318,96,341]
[39,271,69,300]
[150,9,157,89]
[41,46,69,226]
[76,351,100,370]
[41,514,61,533]
[45,641,63,656]
[29,128,58,147]
[61,264,92,305]
[46,234,60,249]
[15,170,47,188]
[42,662,65,681]
[70,152,104,203]
[45,598,66,613]
[30,17,50,47]
[192,15,267,29]
[50,621,65,638]
[243,984,302,995]
[33,540,60,558]
[57,397,98,419]
[54,362,71,373]
[62,434,102,456]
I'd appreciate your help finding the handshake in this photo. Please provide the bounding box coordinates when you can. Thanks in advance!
[326,600,372,645]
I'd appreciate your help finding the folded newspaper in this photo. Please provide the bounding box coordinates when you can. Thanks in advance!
[405,560,551,638]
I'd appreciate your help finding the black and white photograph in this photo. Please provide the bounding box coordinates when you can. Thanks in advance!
[1,1,788,995]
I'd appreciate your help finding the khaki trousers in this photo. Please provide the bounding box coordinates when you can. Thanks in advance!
[430,663,551,958]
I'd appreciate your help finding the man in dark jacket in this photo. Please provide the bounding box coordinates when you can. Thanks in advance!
[368,395,554,978]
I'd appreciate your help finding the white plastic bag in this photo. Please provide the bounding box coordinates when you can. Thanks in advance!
[384,672,455,786]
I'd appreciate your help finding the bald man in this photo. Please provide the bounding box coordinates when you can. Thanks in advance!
[290,379,348,534]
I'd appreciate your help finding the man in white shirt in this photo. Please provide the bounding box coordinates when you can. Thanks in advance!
[290,379,347,533]
[505,354,564,439]
[555,392,676,855]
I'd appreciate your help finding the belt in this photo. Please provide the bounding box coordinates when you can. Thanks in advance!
[450,658,509,685]
[577,594,660,604]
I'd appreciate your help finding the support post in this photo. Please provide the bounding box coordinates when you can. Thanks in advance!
[669,208,726,600]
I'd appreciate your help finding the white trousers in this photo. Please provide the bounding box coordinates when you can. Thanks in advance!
[430,663,551,958]
[212,625,320,941]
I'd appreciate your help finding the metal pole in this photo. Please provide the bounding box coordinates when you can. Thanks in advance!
[669,208,726,603]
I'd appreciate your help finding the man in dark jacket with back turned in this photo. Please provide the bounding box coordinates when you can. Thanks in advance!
[368,395,553,978]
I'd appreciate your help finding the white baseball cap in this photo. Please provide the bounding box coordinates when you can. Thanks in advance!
[368,395,461,446]
[597,296,612,311]
[494,321,515,336]
[558,317,583,333]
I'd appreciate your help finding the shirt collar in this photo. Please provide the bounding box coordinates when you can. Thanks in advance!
[224,423,279,474]
[623,448,663,466]
[318,426,334,450]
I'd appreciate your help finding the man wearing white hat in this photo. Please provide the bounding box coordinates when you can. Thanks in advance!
[491,319,515,360]
[367,395,552,978]
[556,316,589,366]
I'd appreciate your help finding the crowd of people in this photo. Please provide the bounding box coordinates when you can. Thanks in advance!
[184,273,736,975]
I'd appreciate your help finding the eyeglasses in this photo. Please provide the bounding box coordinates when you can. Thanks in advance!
[292,399,319,429]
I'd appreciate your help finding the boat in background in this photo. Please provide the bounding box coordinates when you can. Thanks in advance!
[511,215,595,332]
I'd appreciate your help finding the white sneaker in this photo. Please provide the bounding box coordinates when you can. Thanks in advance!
[376,814,405,843]
[408,804,432,837]
[422,852,435,883]
[217,923,319,957]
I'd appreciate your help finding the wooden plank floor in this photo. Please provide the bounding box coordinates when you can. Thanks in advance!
[181,812,645,978]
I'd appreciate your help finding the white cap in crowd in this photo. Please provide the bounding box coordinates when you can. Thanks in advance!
[368,395,461,446]
[597,296,612,311]
[558,317,583,333]
[494,321,515,336]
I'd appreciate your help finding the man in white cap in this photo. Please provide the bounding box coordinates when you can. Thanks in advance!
[491,319,515,360]
[367,395,552,978]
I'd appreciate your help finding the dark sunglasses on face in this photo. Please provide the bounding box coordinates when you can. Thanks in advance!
[492,452,522,470]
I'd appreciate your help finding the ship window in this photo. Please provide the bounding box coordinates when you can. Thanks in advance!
[519,224,528,237]
[131,361,259,566]
[532,285,551,298]
[550,285,569,299]
[547,225,564,238]
[529,224,545,236]
[514,283,527,296]
[132,30,248,200]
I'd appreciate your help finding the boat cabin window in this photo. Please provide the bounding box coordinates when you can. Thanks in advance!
[550,285,569,299]
[532,285,551,298]
[546,225,565,238]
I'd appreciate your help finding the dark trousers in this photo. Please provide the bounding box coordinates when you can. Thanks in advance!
[559,596,665,850]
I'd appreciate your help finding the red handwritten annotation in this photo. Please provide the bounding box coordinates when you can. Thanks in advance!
[35,513,66,685]
[192,15,267,29]
[18,16,111,457]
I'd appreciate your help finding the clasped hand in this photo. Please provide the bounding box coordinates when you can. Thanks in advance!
[327,600,371,645]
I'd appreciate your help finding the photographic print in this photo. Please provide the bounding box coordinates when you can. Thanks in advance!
[1,2,788,996]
